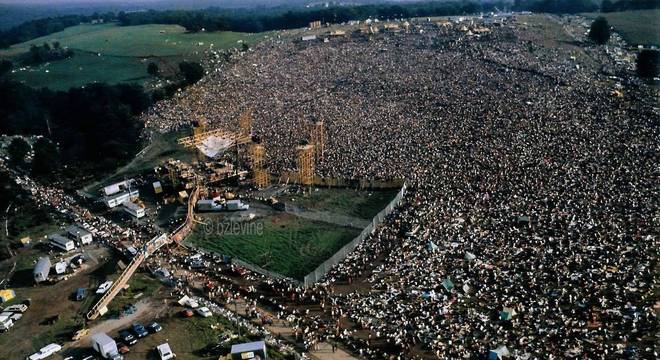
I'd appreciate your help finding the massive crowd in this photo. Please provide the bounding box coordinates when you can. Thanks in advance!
[83,14,660,359]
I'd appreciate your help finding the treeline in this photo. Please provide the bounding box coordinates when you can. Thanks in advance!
[512,0,599,13]
[0,65,147,179]
[1,0,614,49]
[21,42,74,66]
[114,1,512,33]
[601,0,660,12]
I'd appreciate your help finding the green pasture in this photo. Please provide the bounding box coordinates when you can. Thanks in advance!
[583,10,660,46]
[188,213,361,280]
[0,23,267,90]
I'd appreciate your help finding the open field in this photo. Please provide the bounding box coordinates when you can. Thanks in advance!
[0,246,110,360]
[188,212,361,280]
[0,23,267,90]
[284,187,400,220]
[582,10,660,46]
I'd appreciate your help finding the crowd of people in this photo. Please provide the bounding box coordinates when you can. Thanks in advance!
[37,13,658,359]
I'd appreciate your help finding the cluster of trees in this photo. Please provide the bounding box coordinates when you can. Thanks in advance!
[114,2,515,33]
[0,168,53,246]
[151,60,205,101]
[21,42,74,66]
[512,0,599,13]
[636,49,659,78]
[0,63,149,180]
[588,16,611,44]
[601,0,660,12]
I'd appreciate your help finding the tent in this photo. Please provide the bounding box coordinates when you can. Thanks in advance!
[442,278,454,291]
[0,289,16,303]
[488,345,511,360]
[427,241,439,252]
[500,307,517,321]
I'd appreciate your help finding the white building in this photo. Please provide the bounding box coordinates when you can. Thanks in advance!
[49,234,76,252]
[123,201,146,219]
[66,224,93,245]
[102,179,139,208]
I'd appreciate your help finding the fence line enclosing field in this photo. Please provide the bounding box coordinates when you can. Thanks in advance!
[184,183,407,288]
[303,182,407,287]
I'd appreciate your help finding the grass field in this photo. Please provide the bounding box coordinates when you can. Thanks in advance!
[188,213,361,280]
[583,10,660,46]
[0,23,267,90]
[285,188,400,220]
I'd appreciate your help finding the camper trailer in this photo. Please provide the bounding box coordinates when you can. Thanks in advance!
[49,234,76,252]
[33,257,51,283]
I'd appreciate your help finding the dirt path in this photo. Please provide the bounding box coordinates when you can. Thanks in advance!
[81,300,155,342]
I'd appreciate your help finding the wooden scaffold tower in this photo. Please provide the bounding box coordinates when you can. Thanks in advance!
[310,121,325,161]
[296,144,315,186]
[249,143,269,188]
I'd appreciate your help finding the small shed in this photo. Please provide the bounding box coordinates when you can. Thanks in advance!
[231,340,267,360]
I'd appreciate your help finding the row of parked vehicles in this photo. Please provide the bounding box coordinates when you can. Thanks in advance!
[0,303,28,332]
[91,321,172,360]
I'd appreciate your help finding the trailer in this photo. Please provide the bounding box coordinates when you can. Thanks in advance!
[49,234,76,252]
[226,200,249,211]
[33,257,51,283]
[90,332,123,359]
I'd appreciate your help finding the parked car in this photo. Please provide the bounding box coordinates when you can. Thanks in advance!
[4,304,28,313]
[131,323,148,338]
[181,309,194,318]
[196,307,212,318]
[185,298,199,308]
[118,330,137,345]
[96,281,113,294]
[75,288,87,301]
[147,322,162,333]
[156,343,175,360]
[117,343,130,355]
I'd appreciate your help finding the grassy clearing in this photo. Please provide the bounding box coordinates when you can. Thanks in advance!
[188,213,360,280]
[105,272,163,318]
[286,187,399,220]
[583,10,660,46]
[0,23,267,89]
[123,310,292,360]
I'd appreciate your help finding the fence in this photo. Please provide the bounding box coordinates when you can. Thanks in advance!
[231,257,301,285]
[183,182,407,288]
[303,182,407,287]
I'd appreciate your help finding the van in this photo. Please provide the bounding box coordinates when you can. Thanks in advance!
[96,281,113,294]
[27,343,61,359]
[156,343,175,360]
[76,288,87,301]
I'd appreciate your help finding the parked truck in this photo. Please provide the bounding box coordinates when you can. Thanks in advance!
[91,332,123,360]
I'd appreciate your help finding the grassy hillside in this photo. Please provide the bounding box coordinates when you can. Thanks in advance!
[0,23,267,90]
[583,10,660,46]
